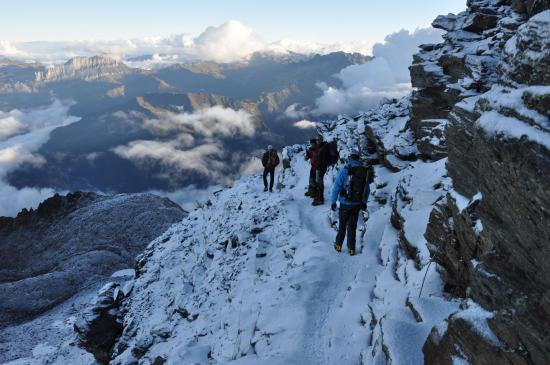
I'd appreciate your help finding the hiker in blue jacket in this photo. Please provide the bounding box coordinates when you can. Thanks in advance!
[330,151,370,256]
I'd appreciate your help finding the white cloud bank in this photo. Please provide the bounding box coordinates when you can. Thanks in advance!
[0,100,80,216]
[293,120,317,129]
[315,28,443,115]
[1,20,372,66]
[113,105,257,184]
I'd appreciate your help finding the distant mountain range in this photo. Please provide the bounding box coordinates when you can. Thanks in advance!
[0,52,370,193]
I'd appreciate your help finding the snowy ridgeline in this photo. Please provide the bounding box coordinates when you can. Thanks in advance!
[4,3,549,365]
[8,103,501,365]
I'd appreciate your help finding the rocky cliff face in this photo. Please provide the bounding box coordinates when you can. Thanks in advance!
[0,191,185,330]
[35,56,134,82]
[405,1,550,364]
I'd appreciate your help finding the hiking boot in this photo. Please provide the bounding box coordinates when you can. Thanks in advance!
[349,249,356,256]
[269,188,273,193]
[304,191,312,196]
[334,243,342,252]
[312,200,324,206]
[264,187,268,192]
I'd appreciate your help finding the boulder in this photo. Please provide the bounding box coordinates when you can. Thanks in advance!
[74,283,125,364]
[500,11,550,86]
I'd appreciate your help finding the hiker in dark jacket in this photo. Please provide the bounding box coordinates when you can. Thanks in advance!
[330,151,369,256]
[261,145,280,192]
[312,136,328,206]
[304,139,318,197]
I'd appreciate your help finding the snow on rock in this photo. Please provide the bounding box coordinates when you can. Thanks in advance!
[500,10,550,86]
[5,1,548,364]
[28,94,458,365]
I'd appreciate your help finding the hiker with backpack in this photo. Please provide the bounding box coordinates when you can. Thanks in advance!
[312,136,339,206]
[330,151,370,256]
[304,138,318,197]
[262,145,280,192]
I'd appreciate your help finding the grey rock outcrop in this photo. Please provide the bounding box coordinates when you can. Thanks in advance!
[418,2,550,364]
[0,191,185,328]
[74,282,126,364]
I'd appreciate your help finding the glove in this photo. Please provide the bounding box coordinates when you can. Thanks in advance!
[331,203,337,211]
[360,202,367,211]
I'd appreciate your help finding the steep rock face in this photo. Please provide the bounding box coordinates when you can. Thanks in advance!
[35,56,134,82]
[409,0,521,160]
[422,3,550,364]
[0,191,185,327]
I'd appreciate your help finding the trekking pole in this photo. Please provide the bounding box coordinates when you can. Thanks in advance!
[418,258,434,298]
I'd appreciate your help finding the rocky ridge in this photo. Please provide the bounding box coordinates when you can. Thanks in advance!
[35,56,135,82]
[0,191,185,331]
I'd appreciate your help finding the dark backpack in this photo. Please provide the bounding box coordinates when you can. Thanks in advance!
[342,165,369,202]
[325,141,339,166]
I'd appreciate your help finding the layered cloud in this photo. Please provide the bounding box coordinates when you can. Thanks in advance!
[315,27,444,115]
[0,40,25,56]
[0,100,80,216]
[143,105,256,138]
[2,21,372,66]
[293,120,317,129]
[113,106,257,184]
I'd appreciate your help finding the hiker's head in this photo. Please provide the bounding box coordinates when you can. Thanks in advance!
[267,145,274,151]
[309,138,317,146]
[317,135,324,143]
[349,150,360,161]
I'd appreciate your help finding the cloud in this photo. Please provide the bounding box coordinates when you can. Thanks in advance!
[2,21,372,66]
[114,141,225,177]
[0,185,57,217]
[188,20,265,63]
[113,105,260,185]
[0,100,79,216]
[293,120,317,129]
[314,27,443,115]
[0,40,25,56]
[0,116,27,140]
[284,103,311,119]
[150,185,222,212]
[143,105,256,138]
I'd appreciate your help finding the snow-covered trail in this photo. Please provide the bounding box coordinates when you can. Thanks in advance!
[277,159,386,365]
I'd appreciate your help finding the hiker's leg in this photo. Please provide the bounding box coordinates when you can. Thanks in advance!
[318,168,326,201]
[308,168,316,192]
[313,169,321,200]
[263,168,268,189]
[269,168,275,190]
[335,204,350,245]
[346,206,360,251]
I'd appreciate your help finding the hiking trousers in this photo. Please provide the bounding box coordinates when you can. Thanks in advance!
[335,204,361,251]
[263,167,275,190]
[308,167,316,192]
[315,167,327,202]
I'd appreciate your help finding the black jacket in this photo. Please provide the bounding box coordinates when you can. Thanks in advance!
[316,142,329,171]
[262,150,280,168]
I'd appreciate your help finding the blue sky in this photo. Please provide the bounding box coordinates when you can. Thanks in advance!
[2,0,465,44]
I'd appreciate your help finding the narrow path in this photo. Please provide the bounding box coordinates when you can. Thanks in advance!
[280,161,385,364]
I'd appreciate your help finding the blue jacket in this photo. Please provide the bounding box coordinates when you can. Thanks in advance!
[331,160,370,206]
